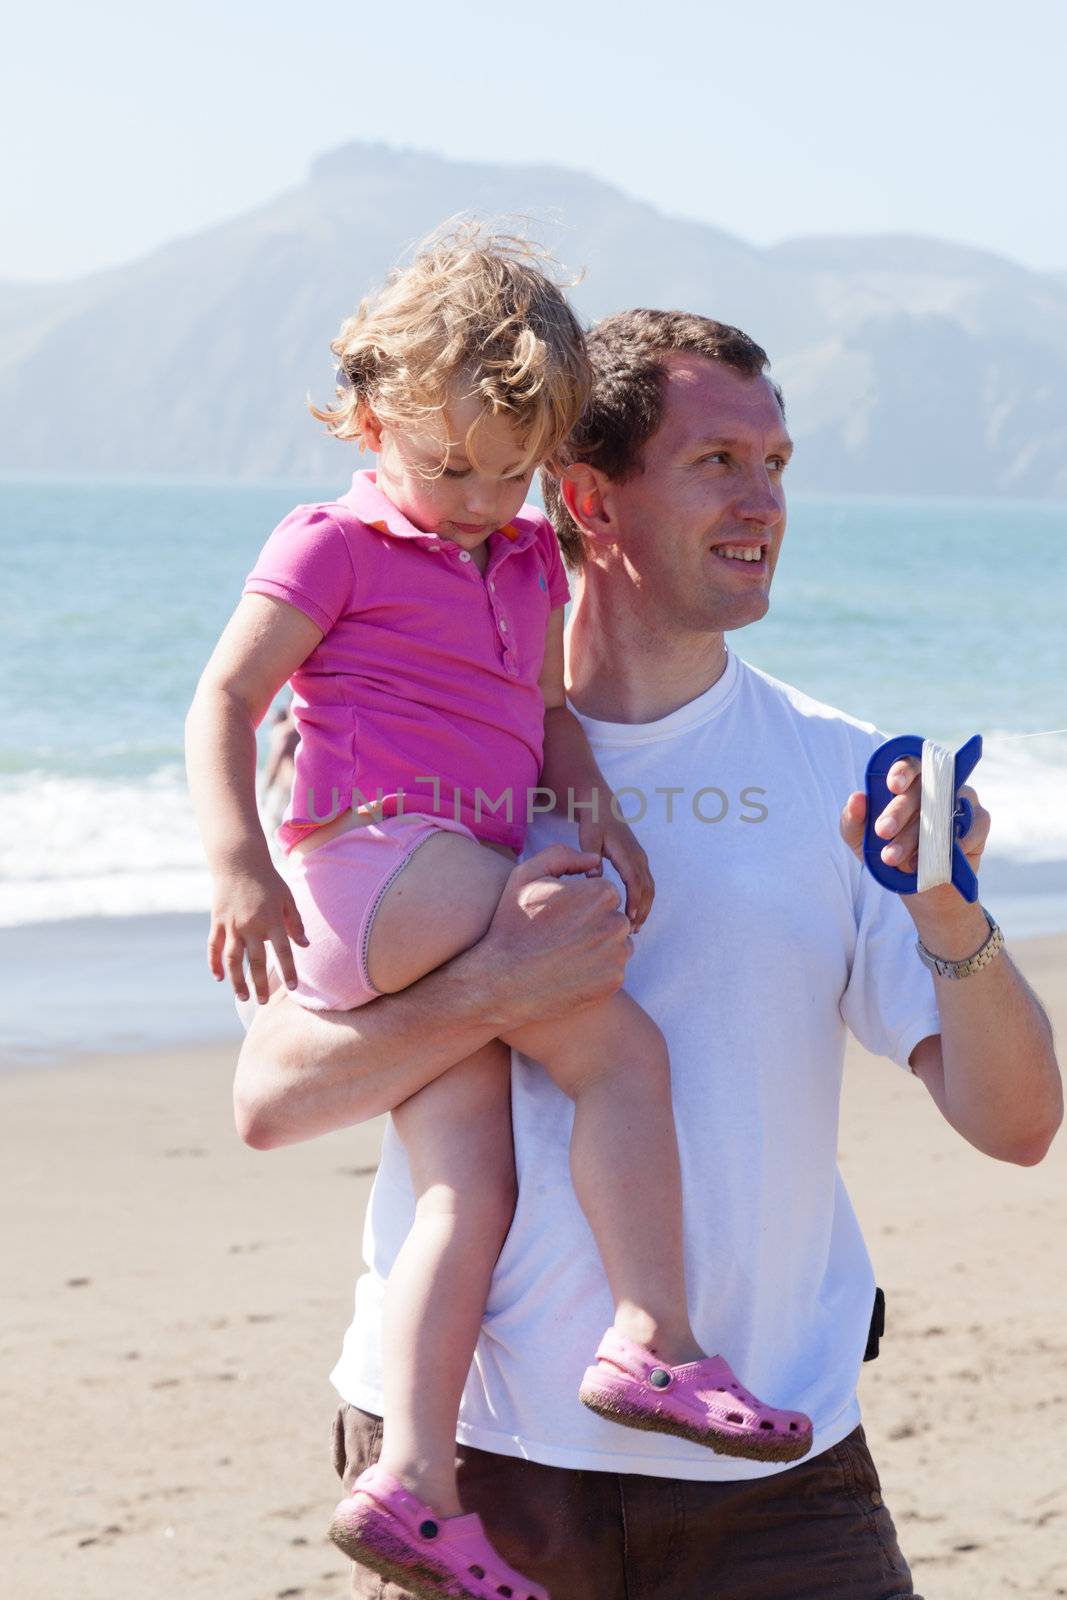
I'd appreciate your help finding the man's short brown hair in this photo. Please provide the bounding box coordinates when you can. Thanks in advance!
[541,309,777,567]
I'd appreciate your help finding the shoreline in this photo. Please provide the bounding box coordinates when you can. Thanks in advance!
[0,911,244,1066]
[6,866,1067,1066]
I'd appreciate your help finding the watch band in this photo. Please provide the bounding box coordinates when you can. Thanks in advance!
[916,907,1004,979]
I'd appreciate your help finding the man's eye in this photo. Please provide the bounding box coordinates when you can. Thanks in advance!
[767,457,788,473]
[700,453,728,466]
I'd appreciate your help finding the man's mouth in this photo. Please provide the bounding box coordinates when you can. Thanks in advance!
[711,542,768,569]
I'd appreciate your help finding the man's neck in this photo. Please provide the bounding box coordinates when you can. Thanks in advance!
[564,571,730,725]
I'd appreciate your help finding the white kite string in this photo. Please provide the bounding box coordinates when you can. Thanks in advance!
[917,741,956,892]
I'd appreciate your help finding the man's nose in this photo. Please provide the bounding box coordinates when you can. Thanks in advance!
[736,471,784,527]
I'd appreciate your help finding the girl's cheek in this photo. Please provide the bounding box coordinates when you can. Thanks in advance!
[503,489,530,525]
[409,486,447,526]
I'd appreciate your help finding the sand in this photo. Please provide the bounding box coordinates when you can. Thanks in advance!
[1,935,1064,1599]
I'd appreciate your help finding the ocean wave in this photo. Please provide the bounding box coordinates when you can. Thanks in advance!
[974,734,1067,864]
[3,740,1066,928]
[0,769,213,926]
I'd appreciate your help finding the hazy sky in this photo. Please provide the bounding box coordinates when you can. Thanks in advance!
[4,0,1065,283]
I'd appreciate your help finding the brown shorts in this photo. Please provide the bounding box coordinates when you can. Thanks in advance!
[331,1405,922,1600]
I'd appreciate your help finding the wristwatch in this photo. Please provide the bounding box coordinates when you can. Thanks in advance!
[916,906,1004,979]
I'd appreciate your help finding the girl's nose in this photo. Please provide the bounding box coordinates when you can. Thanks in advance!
[465,483,497,515]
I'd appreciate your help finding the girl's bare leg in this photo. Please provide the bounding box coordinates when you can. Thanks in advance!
[505,993,704,1367]
[360,832,517,1513]
[379,1040,514,1514]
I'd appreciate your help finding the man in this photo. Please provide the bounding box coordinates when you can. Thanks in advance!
[235,311,1062,1599]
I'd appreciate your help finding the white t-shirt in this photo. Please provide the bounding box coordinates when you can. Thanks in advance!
[330,653,941,1480]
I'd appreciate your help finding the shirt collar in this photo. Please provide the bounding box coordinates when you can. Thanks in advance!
[341,470,535,553]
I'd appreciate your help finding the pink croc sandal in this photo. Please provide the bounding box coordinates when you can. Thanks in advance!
[578,1328,813,1464]
[328,1464,550,1600]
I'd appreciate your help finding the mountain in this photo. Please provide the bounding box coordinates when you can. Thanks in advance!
[4,142,1067,495]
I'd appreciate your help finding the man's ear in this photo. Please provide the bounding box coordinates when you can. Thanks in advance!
[561,464,613,547]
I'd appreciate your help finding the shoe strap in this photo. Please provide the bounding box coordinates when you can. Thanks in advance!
[593,1327,663,1380]
[350,1465,454,1540]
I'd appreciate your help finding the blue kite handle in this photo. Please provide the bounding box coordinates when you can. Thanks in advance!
[863,734,982,901]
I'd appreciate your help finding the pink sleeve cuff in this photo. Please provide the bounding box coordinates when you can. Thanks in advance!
[242,578,335,636]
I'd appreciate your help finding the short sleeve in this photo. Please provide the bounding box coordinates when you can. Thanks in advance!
[839,838,942,1070]
[243,505,356,635]
[533,513,570,609]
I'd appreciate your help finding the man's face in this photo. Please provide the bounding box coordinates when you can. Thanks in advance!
[605,353,792,635]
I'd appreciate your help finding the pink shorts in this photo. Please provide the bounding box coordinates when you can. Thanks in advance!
[286,812,479,1012]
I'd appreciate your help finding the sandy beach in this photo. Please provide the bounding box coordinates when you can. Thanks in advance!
[2,933,1064,1600]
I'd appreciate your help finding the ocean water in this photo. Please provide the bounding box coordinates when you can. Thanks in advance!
[2,477,1065,936]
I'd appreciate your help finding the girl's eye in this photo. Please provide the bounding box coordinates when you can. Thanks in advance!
[442,467,470,480]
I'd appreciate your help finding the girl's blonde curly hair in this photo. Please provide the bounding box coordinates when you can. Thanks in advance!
[309,223,590,475]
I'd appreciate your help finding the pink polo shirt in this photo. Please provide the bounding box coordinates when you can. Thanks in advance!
[244,470,570,854]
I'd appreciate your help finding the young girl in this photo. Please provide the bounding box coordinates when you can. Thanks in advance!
[186,229,812,1600]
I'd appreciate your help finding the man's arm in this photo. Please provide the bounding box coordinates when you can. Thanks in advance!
[234,845,632,1149]
[904,908,1060,1166]
[842,775,1062,1166]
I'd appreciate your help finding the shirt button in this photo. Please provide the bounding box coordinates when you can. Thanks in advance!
[489,580,496,590]
[507,662,518,676]
[458,550,472,563]
[499,618,508,632]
